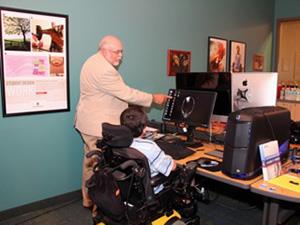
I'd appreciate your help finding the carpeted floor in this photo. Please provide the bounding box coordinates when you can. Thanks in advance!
[1,178,299,225]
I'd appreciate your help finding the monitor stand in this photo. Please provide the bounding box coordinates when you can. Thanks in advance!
[183,126,203,148]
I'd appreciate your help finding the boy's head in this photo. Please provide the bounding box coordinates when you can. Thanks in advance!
[120,106,148,137]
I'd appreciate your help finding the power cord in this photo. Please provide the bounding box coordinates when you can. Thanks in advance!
[193,184,219,203]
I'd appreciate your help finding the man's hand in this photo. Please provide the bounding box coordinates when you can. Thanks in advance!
[152,93,171,106]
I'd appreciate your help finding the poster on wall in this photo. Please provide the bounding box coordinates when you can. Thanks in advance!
[0,7,69,117]
[253,54,264,71]
[207,36,227,72]
[229,40,246,72]
[167,49,191,76]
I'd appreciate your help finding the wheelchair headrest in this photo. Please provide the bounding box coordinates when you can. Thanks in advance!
[101,123,133,147]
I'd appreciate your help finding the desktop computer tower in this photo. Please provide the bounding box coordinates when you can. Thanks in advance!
[222,106,290,180]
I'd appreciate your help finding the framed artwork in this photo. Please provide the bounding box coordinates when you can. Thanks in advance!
[0,7,69,117]
[253,54,264,71]
[229,40,246,72]
[167,49,191,76]
[207,36,228,72]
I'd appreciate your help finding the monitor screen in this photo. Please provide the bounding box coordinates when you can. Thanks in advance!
[231,72,278,111]
[162,89,217,127]
[176,72,232,122]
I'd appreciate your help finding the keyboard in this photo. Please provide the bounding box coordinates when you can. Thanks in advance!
[204,149,224,159]
[155,139,195,160]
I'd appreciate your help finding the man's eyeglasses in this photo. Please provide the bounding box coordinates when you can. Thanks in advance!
[110,49,123,55]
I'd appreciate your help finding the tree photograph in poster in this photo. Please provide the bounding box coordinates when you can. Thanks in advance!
[0,7,69,116]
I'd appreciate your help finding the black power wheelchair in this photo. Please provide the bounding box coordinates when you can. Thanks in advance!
[86,123,200,225]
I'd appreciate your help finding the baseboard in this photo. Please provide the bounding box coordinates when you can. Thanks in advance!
[0,189,81,222]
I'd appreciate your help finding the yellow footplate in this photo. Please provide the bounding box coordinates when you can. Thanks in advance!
[97,210,181,225]
[152,210,181,225]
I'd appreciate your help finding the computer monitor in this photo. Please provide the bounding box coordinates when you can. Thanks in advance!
[176,72,232,123]
[231,72,278,111]
[162,89,217,147]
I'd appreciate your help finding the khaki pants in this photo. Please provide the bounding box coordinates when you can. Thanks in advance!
[80,133,101,207]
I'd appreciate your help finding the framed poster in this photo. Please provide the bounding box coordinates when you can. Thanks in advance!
[0,7,69,117]
[207,36,227,72]
[229,40,246,72]
[253,54,264,71]
[167,49,191,76]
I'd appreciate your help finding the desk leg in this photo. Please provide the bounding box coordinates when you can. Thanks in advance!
[262,198,279,225]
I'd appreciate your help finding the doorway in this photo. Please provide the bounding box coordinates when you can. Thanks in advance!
[276,18,300,82]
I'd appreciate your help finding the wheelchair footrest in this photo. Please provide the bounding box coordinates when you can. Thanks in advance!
[152,210,181,225]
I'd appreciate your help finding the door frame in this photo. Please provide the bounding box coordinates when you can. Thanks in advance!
[275,17,300,73]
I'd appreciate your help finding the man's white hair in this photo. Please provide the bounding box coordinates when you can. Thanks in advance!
[98,35,121,51]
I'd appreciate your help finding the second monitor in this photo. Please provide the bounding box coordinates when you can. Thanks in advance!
[176,72,278,123]
[162,89,217,147]
[176,72,231,123]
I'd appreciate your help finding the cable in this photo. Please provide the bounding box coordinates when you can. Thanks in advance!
[263,112,276,140]
[125,173,134,221]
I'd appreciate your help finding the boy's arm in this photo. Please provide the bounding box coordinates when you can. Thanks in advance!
[171,160,177,171]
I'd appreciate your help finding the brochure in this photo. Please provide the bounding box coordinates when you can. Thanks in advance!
[259,140,281,181]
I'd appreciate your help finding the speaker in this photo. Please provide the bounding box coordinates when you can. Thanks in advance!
[221,120,260,179]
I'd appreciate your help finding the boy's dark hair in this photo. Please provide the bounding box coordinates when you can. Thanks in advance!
[120,106,148,137]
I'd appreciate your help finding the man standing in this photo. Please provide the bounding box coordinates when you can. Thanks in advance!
[74,35,168,208]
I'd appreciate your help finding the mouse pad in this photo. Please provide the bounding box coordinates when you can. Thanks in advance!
[268,174,300,193]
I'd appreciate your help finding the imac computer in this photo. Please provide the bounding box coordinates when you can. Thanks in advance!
[176,72,232,123]
[162,89,217,147]
[231,72,278,111]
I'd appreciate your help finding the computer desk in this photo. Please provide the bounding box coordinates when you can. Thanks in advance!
[175,141,300,225]
[250,145,300,225]
[176,141,261,189]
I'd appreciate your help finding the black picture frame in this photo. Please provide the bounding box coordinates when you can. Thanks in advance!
[207,36,228,72]
[229,40,246,72]
[0,7,69,117]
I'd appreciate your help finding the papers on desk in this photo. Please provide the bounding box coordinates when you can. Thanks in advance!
[144,126,165,140]
[268,174,300,193]
[259,140,281,181]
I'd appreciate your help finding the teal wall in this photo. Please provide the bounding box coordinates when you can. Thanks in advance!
[0,0,274,212]
[275,0,300,18]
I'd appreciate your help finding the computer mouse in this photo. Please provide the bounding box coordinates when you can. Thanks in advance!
[203,160,211,165]
[198,158,219,167]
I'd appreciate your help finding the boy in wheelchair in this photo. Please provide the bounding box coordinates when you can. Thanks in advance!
[120,106,177,194]
[86,106,200,225]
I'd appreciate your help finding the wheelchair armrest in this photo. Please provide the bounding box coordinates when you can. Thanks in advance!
[119,160,138,170]
[86,150,102,158]
[150,170,180,187]
[112,170,127,181]
[150,174,167,187]
[112,160,141,181]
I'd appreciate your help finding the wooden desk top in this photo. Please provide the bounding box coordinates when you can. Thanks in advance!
[176,141,261,190]
[251,179,300,203]
[250,161,300,203]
